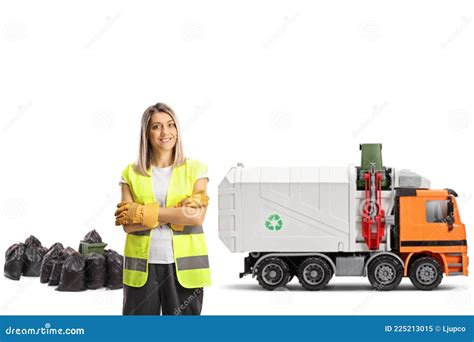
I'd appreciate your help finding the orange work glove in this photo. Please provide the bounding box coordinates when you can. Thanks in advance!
[171,191,209,231]
[114,202,160,228]
[176,191,209,208]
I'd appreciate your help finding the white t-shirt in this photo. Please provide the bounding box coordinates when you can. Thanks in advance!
[119,165,208,264]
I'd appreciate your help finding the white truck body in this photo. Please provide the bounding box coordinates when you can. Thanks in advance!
[218,165,429,254]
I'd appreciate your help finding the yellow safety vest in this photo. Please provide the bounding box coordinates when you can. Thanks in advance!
[120,158,211,288]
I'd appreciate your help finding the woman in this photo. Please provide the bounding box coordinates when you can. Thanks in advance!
[115,102,211,315]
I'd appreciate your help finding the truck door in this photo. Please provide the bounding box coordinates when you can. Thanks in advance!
[399,190,466,252]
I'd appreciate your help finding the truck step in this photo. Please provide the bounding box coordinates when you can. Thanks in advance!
[448,263,463,267]
[446,253,462,256]
[449,272,464,276]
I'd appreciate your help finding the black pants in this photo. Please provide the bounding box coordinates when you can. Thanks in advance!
[123,263,203,315]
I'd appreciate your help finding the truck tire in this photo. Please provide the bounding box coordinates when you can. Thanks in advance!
[409,256,443,291]
[297,257,332,291]
[257,257,290,291]
[368,255,403,291]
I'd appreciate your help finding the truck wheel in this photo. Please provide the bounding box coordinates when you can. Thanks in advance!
[257,257,290,290]
[368,255,403,291]
[297,257,332,290]
[409,256,443,291]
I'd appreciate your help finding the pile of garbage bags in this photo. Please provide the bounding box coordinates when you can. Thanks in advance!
[4,230,123,292]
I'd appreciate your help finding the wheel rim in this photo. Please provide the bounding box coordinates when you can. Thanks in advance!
[303,263,325,285]
[374,263,396,285]
[416,263,437,285]
[262,263,284,285]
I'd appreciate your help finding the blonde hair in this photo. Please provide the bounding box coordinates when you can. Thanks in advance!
[134,102,185,176]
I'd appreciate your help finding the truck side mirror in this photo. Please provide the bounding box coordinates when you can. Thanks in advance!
[447,198,454,230]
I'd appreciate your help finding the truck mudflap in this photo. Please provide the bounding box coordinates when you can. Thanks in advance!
[239,255,252,278]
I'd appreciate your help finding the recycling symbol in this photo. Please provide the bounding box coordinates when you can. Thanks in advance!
[265,213,283,231]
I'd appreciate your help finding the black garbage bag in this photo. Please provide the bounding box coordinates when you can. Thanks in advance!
[83,229,102,243]
[48,247,75,286]
[22,243,47,277]
[104,249,123,290]
[56,252,86,292]
[48,260,63,286]
[25,235,41,247]
[85,253,107,289]
[22,235,45,276]
[4,243,26,280]
[47,242,64,253]
[40,243,64,283]
[62,247,77,256]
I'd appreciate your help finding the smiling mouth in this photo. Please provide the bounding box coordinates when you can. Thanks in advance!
[160,138,172,143]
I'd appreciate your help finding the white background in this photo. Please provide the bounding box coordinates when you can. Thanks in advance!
[0,0,473,315]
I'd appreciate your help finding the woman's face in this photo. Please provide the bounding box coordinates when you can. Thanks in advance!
[148,112,178,153]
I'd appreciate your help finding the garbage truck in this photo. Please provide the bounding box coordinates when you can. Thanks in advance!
[218,144,468,291]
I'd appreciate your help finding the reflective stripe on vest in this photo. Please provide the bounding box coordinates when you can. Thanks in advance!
[176,255,210,270]
[125,256,147,272]
[128,230,151,237]
[172,225,204,235]
[121,159,211,288]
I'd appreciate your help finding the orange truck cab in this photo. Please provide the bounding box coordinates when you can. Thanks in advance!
[395,188,468,289]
